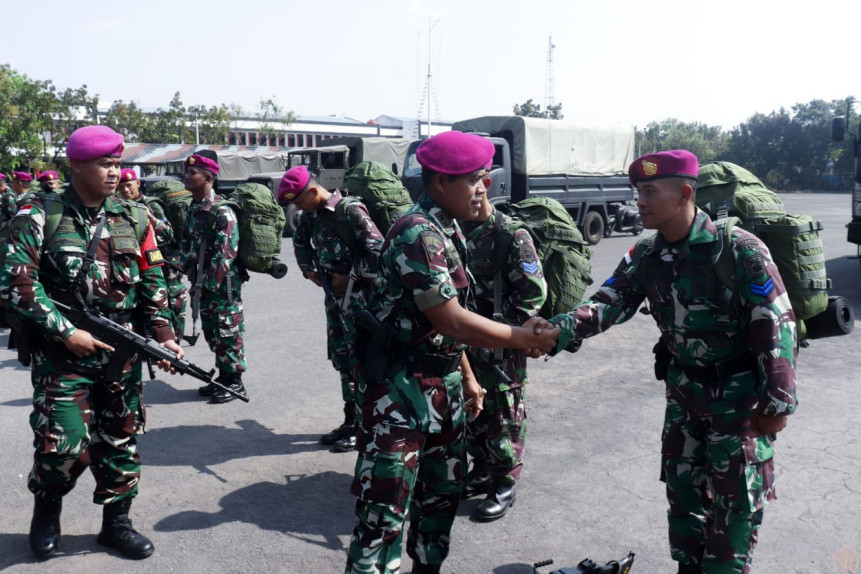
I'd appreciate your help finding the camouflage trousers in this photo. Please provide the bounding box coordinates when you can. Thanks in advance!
[165,268,188,342]
[201,289,246,376]
[346,384,466,573]
[28,351,145,505]
[661,398,775,574]
[466,350,527,485]
[325,297,358,405]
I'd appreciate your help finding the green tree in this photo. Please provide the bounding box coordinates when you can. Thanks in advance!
[256,97,295,145]
[637,119,727,164]
[103,100,151,142]
[149,91,190,144]
[188,104,232,145]
[512,98,564,119]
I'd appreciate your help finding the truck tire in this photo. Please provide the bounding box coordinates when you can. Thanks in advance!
[804,296,855,339]
[582,211,604,245]
[283,203,302,237]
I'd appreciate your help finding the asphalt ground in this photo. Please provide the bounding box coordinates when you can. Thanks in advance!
[0,192,859,574]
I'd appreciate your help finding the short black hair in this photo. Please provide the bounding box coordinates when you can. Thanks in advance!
[421,168,453,190]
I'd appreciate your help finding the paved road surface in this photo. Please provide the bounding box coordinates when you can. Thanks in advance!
[0,192,858,573]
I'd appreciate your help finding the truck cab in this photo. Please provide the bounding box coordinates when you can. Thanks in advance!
[831,115,861,256]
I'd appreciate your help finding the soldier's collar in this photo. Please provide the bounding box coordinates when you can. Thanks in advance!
[102,194,125,214]
[417,193,456,232]
[63,186,123,215]
[687,209,719,247]
[323,190,342,212]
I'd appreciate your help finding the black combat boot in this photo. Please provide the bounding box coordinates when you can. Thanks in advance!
[97,498,155,559]
[411,562,441,573]
[474,481,516,522]
[331,424,358,453]
[677,563,702,574]
[321,403,356,445]
[199,370,228,397]
[29,496,62,559]
[461,460,492,499]
[210,374,247,404]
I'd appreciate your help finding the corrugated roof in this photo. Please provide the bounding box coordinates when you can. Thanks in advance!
[123,143,293,165]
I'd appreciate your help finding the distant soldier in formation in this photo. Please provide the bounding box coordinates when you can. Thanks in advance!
[281,165,385,453]
[0,125,181,560]
[117,169,187,342]
[345,131,559,574]
[549,150,797,574]
[460,192,547,521]
[0,172,8,234]
[179,154,248,403]
[1,171,33,235]
[37,170,64,193]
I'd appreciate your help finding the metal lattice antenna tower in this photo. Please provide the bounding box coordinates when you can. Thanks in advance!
[544,36,556,111]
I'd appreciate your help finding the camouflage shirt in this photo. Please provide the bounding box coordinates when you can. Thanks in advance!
[374,193,471,354]
[461,209,547,326]
[0,189,22,235]
[0,187,174,348]
[551,209,797,417]
[293,190,384,282]
[179,190,243,294]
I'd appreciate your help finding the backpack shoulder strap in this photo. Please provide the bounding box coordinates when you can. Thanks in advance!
[334,196,362,258]
[122,201,149,242]
[41,193,65,243]
[711,217,740,297]
[209,199,240,229]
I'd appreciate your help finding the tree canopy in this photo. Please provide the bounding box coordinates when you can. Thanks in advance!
[513,98,564,120]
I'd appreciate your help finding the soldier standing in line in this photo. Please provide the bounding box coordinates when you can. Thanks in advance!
[179,154,248,403]
[0,172,8,233]
[0,125,182,560]
[117,169,187,342]
[549,150,797,574]
[460,192,547,521]
[345,131,559,574]
[37,170,64,193]
[280,165,385,453]
[1,171,33,235]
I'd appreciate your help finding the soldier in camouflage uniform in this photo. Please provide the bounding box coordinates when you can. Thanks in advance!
[179,154,248,403]
[460,192,547,521]
[281,165,385,452]
[345,131,559,574]
[550,150,797,574]
[1,171,33,236]
[117,169,187,342]
[0,125,182,560]
[37,170,64,193]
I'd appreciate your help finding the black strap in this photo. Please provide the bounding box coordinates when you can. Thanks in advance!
[491,212,507,362]
[72,213,108,306]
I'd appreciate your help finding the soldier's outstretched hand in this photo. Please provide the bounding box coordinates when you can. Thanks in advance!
[521,316,560,356]
[157,339,184,373]
[64,329,114,358]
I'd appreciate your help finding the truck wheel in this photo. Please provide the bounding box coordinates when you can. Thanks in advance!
[283,203,302,237]
[582,211,604,245]
[803,296,855,339]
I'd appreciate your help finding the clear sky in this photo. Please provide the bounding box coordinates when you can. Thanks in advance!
[1,0,858,130]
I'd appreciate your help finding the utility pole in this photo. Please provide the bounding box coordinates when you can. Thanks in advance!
[418,19,439,138]
[544,36,556,113]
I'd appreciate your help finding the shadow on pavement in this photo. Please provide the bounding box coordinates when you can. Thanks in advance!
[0,533,98,571]
[153,471,354,551]
[140,419,322,481]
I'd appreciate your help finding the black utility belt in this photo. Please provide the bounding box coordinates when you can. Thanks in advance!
[398,347,462,378]
[677,353,756,381]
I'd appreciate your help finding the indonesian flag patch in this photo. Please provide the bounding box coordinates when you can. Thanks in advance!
[16,204,34,216]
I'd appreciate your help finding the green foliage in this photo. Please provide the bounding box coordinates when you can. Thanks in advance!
[638,119,728,164]
[513,98,564,120]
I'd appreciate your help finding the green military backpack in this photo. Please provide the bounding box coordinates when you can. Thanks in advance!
[696,161,830,337]
[144,180,193,244]
[504,196,593,319]
[334,161,414,254]
[213,182,287,277]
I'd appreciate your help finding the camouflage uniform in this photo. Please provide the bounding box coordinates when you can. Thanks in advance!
[141,196,187,341]
[293,190,384,412]
[0,187,174,505]
[179,190,246,377]
[1,188,22,236]
[551,209,797,573]
[461,210,547,485]
[346,193,470,574]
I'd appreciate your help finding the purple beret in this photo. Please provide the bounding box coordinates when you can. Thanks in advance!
[120,168,138,182]
[629,150,699,185]
[278,165,311,203]
[12,171,33,182]
[184,154,220,176]
[66,125,125,161]
[0,173,6,180]
[37,170,59,182]
[416,131,495,175]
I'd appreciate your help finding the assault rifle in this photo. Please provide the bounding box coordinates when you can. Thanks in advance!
[309,250,350,336]
[470,347,513,385]
[533,552,634,574]
[50,299,249,402]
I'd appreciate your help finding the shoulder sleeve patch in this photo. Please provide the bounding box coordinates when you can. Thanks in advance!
[418,229,445,260]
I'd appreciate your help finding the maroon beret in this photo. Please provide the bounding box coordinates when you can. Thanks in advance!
[120,168,138,182]
[0,173,6,180]
[37,170,59,182]
[66,125,125,161]
[416,131,495,175]
[278,165,311,203]
[629,150,699,185]
[184,154,220,176]
[12,171,33,182]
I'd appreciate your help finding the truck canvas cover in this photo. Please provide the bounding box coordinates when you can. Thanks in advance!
[451,116,635,177]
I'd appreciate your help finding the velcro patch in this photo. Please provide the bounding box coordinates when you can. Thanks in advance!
[145,248,164,266]
[743,251,767,278]
[419,229,445,259]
